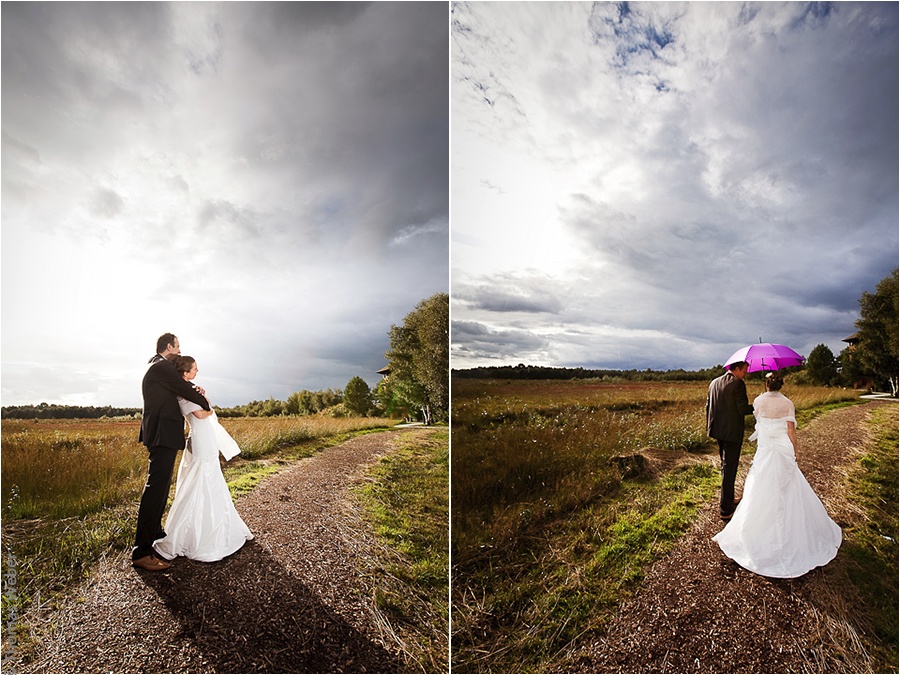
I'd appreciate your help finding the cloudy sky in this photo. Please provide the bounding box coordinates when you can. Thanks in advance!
[451,2,898,372]
[2,2,448,407]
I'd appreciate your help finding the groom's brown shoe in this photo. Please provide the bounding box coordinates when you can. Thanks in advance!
[132,554,171,571]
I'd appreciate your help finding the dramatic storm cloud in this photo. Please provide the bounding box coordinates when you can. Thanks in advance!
[2,2,448,406]
[451,1,898,372]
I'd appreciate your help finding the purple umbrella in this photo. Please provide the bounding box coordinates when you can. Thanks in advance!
[723,343,805,373]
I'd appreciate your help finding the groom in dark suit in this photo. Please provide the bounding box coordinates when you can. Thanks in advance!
[706,361,754,520]
[132,333,211,571]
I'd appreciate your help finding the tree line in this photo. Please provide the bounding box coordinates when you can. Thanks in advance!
[173,294,449,422]
[452,364,725,382]
[0,404,142,420]
[213,389,344,418]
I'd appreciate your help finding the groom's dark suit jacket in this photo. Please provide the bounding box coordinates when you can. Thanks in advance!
[706,371,754,443]
[139,355,211,449]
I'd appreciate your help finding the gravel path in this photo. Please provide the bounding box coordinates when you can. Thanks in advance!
[577,400,895,674]
[18,429,430,674]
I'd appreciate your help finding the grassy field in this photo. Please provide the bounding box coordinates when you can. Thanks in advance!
[450,378,862,673]
[0,415,394,630]
[802,404,899,673]
[352,427,449,673]
[0,416,394,519]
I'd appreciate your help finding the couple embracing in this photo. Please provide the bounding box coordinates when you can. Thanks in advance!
[131,333,252,572]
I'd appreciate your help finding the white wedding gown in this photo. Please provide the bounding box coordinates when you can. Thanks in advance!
[712,391,841,578]
[154,398,253,562]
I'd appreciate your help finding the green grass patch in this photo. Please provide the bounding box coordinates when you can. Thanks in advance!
[806,404,898,673]
[794,399,862,428]
[590,464,719,588]
[223,460,283,498]
[220,428,391,498]
[352,427,449,673]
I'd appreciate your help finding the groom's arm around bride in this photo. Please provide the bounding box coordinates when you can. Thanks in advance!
[139,357,210,448]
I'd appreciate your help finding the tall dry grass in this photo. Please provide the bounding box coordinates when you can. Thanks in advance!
[1,415,394,520]
[1,420,146,519]
[221,415,393,459]
[453,379,858,539]
[452,381,711,551]
[452,377,858,552]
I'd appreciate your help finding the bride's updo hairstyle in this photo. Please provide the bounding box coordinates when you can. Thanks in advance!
[170,355,196,375]
[765,372,784,391]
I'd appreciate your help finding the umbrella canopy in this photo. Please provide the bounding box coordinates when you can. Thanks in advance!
[724,343,805,373]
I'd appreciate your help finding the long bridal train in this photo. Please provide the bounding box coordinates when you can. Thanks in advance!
[713,391,841,579]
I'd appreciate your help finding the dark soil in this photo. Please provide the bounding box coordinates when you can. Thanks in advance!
[576,400,894,674]
[13,429,432,674]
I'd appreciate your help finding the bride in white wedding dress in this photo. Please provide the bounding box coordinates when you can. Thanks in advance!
[713,372,841,578]
[154,356,253,563]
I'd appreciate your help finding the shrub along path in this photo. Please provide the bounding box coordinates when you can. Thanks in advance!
[577,400,896,674]
[15,429,432,674]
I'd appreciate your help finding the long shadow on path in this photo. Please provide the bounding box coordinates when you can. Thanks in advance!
[138,540,404,673]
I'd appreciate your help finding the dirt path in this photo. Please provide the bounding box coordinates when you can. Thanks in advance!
[577,400,895,674]
[16,429,433,674]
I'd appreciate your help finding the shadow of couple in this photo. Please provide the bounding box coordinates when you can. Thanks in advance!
[138,539,405,673]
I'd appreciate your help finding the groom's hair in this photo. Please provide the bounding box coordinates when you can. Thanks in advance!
[156,333,177,354]
[727,361,748,372]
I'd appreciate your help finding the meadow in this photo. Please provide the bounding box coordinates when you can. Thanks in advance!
[450,377,862,672]
[1,416,393,520]
[0,415,394,629]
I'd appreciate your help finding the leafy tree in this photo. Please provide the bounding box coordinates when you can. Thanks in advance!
[294,390,317,415]
[806,344,838,386]
[839,347,863,388]
[375,375,424,421]
[262,397,284,416]
[344,376,373,417]
[384,293,449,424]
[314,389,343,412]
[284,392,300,415]
[854,268,899,396]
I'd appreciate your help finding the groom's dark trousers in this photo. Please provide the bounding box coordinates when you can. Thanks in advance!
[133,445,179,560]
[717,439,743,516]
[133,356,210,561]
[706,370,754,518]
